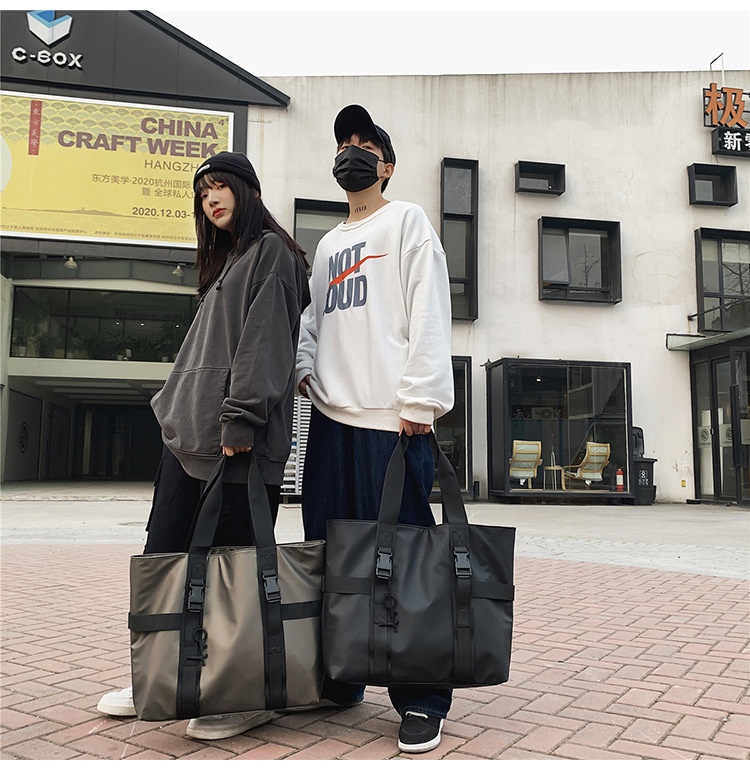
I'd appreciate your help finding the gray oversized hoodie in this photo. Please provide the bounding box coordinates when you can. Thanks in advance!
[151,231,310,484]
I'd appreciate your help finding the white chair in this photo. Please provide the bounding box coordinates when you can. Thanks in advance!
[561,442,610,490]
[509,440,543,488]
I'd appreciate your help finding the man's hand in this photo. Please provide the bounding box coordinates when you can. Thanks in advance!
[223,446,251,456]
[399,419,431,436]
[298,375,311,397]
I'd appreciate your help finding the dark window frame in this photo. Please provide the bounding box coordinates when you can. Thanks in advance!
[516,160,565,195]
[441,158,479,321]
[694,228,750,333]
[435,355,473,496]
[539,216,622,304]
[485,357,634,500]
[294,198,349,216]
[688,163,738,207]
[293,198,349,273]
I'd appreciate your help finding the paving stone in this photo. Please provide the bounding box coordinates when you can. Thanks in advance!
[232,742,295,760]
[2,539,747,761]
[619,717,673,744]
[120,749,173,760]
[67,734,143,760]
[568,721,623,748]
[661,735,750,760]
[289,738,355,760]
[2,738,83,760]
[0,708,42,730]
[339,736,398,760]
[516,724,576,753]
[304,719,382,746]
[609,739,698,760]
[670,714,723,740]
[459,729,518,758]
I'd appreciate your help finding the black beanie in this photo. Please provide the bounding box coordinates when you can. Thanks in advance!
[194,151,261,194]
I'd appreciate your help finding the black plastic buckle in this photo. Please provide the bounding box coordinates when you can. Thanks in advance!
[187,579,205,612]
[376,549,392,579]
[454,547,472,578]
[262,570,281,602]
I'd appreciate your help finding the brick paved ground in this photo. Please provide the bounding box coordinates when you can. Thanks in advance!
[1,543,748,760]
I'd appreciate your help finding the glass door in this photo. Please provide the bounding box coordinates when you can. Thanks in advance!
[714,359,737,499]
[731,348,750,504]
[694,361,714,499]
[693,347,750,504]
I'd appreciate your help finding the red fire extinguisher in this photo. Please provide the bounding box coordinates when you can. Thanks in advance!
[616,468,624,491]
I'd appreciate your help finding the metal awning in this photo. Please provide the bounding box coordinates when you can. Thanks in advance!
[666,328,750,351]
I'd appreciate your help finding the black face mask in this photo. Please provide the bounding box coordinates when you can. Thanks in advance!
[332,145,382,192]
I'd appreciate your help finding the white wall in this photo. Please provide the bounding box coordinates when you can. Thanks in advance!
[245,70,749,502]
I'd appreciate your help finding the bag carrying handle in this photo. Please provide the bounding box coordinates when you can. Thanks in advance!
[178,453,288,714]
[377,431,468,526]
[185,453,276,555]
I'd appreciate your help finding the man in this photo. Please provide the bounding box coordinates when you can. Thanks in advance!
[295,104,454,753]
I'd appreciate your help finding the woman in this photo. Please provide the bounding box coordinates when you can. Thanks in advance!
[97,151,310,741]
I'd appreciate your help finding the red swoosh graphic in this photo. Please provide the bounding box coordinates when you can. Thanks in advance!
[329,254,387,286]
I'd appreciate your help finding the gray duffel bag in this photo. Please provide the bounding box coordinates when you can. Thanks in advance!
[129,454,324,721]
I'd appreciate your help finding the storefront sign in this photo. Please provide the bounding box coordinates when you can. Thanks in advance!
[11,11,83,71]
[0,92,233,247]
[703,83,748,128]
[27,10,72,46]
[712,126,750,157]
[703,82,750,158]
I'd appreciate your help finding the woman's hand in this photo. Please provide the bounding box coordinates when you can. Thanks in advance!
[298,375,311,397]
[223,446,251,456]
[399,419,431,436]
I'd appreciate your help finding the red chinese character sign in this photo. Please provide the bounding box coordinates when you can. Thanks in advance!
[703,82,750,158]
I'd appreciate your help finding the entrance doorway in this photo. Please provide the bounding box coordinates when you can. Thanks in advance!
[73,404,162,480]
[692,341,750,504]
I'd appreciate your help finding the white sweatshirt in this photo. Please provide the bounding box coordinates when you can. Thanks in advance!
[296,200,454,431]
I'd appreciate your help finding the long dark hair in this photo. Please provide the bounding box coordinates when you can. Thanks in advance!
[193,171,307,297]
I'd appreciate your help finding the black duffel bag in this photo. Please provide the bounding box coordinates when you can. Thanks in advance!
[322,432,515,688]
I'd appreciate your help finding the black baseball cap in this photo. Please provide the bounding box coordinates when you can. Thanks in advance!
[334,105,396,166]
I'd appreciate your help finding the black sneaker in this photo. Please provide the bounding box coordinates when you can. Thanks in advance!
[398,711,443,753]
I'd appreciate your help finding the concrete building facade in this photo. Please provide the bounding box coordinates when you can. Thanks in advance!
[2,11,749,505]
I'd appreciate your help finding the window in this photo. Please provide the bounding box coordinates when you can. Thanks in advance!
[695,229,750,332]
[435,357,472,491]
[294,199,348,270]
[688,163,737,206]
[10,287,195,361]
[516,161,565,195]
[441,159,478,320]
[486,358,632,497]
[539,217,622,303]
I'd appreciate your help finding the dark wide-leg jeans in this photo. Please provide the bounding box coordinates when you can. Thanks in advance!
[301,406,452,720]
[144,444,280,554]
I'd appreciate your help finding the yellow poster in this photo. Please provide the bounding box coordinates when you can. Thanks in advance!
[0,91,233,247]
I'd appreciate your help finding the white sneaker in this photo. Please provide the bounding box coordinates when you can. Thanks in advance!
[97,686,136,717]
[186,711,273,740]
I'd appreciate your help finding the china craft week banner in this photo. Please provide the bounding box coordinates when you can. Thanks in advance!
[0,92,233,247]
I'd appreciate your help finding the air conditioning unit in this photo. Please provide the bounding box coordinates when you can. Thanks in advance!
[531,407,555,420]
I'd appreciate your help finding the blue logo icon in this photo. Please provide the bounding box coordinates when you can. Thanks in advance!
[27,10,73,46]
